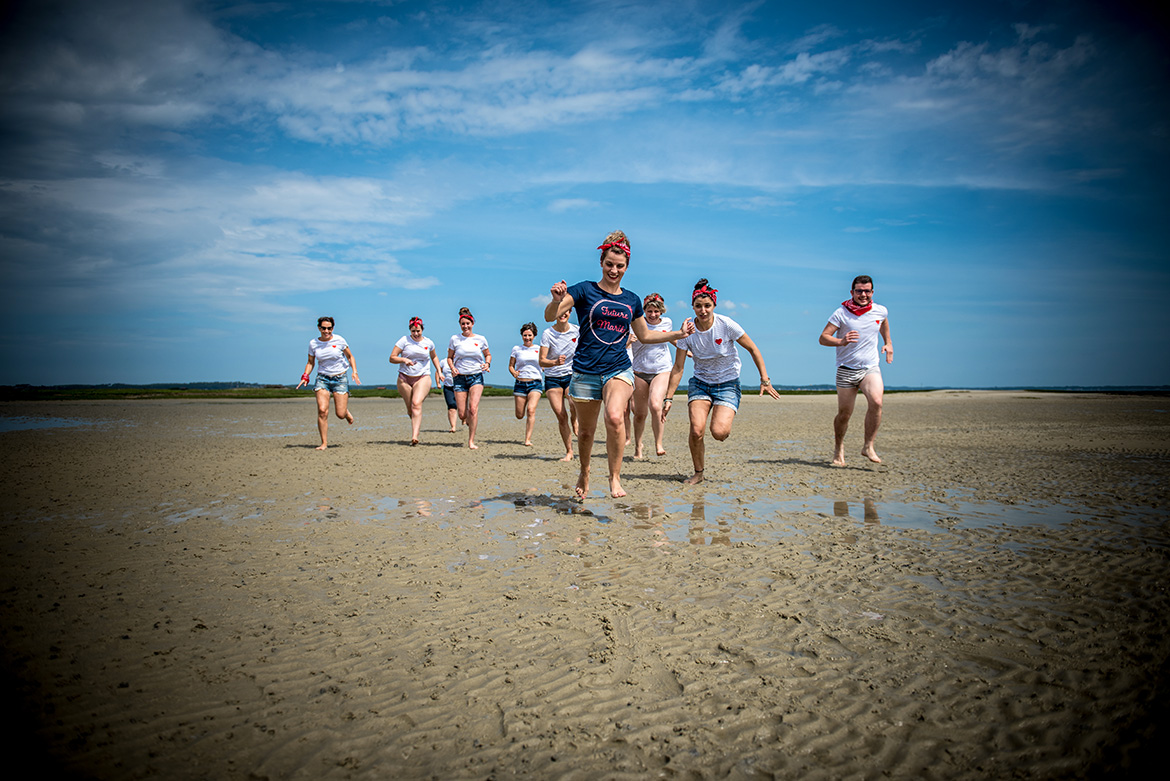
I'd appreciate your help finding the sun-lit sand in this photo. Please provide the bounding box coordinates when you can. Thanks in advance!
[2,391,1168,778]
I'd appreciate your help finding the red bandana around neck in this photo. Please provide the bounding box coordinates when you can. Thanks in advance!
[842,299,872,316]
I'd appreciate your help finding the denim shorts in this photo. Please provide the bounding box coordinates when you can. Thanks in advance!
[442,385,458,409]
[513,378,544,396]
[452,372,484,393]
[570,367,635,402]
[314,372,349,394]
[687,377,741,410]
[544,373,571,390]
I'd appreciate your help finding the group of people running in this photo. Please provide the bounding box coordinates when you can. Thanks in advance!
[298,229,894,498]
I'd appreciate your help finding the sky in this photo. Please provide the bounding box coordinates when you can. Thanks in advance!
[1,0,1167,388]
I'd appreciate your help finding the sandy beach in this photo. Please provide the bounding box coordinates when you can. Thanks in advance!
[2,390,1168,779]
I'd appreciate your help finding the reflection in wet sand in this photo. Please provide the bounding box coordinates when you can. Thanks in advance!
[834,498,879,524]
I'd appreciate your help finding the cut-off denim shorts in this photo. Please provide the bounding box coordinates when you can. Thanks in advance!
[451,372,484,393]
[314,372,349,394]
[513,378,544,396]
[543,373,571,391]
[687,376,741,410]
[569,367,635,402]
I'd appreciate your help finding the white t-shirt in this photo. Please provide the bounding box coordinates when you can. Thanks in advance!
[448,333,490,375]
[827,303,889,370]
[510,344,543,380]
[309,335,351,376]
[674,314,745,383]
[394,335,436,378]
[539,324,579,378]
[631,316,674,374]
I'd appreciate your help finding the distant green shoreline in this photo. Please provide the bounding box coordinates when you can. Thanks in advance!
[4,385,1165,402]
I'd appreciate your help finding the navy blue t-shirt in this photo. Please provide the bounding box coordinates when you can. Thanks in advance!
[566,280,645,375]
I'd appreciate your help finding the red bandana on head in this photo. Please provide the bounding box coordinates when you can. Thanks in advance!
[597,241,631,257]
[842,299,872,316]
[693,284,718,306]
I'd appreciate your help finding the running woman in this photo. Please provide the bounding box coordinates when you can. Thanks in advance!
[539,309,579,461]
[389,316,444,446]
[447,307,491,449]
[544,230,694,499]
[509,322,544,447]
[629,292,674,458]
[818,275,893,465]
[296,316,361,450]
[663,279,781,484]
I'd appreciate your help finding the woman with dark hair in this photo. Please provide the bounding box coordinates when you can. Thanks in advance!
[389,316,443,445]
[663,279,781,484]
[447,307,491,449]
[544,230,694,498]
[510,322,544,446]
[539,309,579,461]
[296,316,361,450]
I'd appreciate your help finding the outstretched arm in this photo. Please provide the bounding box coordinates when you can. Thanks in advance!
[544,281,574,322]
[737,334,780,399]
[660,348,688,422]
[632,315,694,344]
[880,317,893,363]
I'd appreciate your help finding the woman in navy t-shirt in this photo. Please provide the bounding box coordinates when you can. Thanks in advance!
[544,230,693,499]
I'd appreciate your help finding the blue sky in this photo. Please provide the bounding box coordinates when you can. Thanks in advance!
[1,0,1166,388]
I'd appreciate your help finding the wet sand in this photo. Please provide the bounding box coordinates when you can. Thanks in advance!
[2,390,1168,779]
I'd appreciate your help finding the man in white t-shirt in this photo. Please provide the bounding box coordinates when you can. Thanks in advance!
[819,275,893,466]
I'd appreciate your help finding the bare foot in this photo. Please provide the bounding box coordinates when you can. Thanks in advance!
[468,442,479,450]
[575,469,590,500]
[831,449,846,467]
[315,443,328,451]
[682,470,704,485]
[609,476,627,498]
[861,447,882,464]
[656,447,666,456]
[345,412,354,424]
[523,441,533,447]
[559,452,574,462]
[411,438,418,446]
[448,427,457,433]
[633,450,645,460]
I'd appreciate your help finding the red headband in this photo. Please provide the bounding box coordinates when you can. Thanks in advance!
[692,285,718,305]
[460,313,474,325]
[409,317,423,329]
[598,241,631,257]
[644,293,664,307]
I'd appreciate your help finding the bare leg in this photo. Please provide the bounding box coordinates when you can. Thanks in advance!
[546,387,574,461]
[409,376,431,444]
[315,389,331,450]
[684,399,711,484]
[574,398,602,498]
[447,404,459,432]
[632,374,651,459]
[832,386,859,466]
[859,373,885,463]
[648,371,671,456]
[602,378,635,497]
[466,383,483,449]
[455,390,468,423]
[523,390,540,446]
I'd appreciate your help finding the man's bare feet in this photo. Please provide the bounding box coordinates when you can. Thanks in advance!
[609,476,626,498]
[861,446,882,463]
[682,470,704,485]
[315,443,328,451]
[559,452,574,462]
[831,448,846,467]
[575,469,589,500]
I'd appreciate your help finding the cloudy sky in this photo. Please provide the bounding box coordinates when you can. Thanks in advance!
[1,0,1166,387]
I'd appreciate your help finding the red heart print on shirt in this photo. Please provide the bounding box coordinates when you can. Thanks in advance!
[715,338,723,345]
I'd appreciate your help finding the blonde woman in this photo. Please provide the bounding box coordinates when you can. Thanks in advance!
[630,292,674,458]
